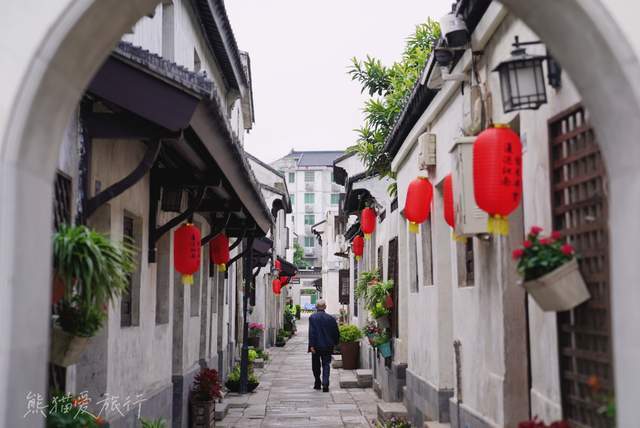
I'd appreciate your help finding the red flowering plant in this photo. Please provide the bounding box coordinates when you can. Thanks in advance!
[512,226,576,281]
[192,368,222,402]
[517,417,569,428]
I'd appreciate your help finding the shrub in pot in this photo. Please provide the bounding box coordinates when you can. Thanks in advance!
[513,226,590,311]
[248,322,264,348]
[339,324,363,370]
[224,364,259,393]
[370,303,391,329]
[190,368,221,428]
[51,225,136,366]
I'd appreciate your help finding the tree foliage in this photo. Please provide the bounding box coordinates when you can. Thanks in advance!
[293,242,309,269]
[348,19,440,193]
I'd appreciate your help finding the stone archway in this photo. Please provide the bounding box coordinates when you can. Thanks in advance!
[1,0,640,426]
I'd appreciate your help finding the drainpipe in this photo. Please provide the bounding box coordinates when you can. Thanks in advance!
[239,237,254,393]
[454,340,462,425]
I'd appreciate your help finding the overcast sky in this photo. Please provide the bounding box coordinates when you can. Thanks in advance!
[225,0,452,163]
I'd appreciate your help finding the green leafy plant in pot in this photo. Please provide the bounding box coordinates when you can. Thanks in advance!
[355,269,380,301]
[225,364,259,393]
[513,226,590,312]
[190,368,222,427]
[366,280,393,328]
[51,225,136,366]
[339,324,363,370]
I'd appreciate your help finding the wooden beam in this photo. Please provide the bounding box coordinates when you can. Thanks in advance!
[85,113,180,140]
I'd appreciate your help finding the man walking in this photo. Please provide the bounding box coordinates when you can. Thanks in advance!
[308,299,339,392]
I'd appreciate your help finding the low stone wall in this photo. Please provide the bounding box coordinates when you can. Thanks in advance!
[109,382,173,428]
[449,399,492,428]
[403,369,453,425]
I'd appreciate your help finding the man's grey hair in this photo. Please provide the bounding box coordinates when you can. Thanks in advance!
[316,299,327,310]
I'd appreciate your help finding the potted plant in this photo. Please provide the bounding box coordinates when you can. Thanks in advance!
[224,364,259,393]
[363,321,381,346]
[51,225,136,366]
[247,322,264,348]
[140,417,167,428]
[276,330,287,347]
[513,226,590,312]
[46,392,108,427]
[339,324,363,370]
[295,304,301,319]
[190,367,221,428]
[370,303,391,329]
[355,269,380,301]
[365,280,393,328]
[372,331,392,358]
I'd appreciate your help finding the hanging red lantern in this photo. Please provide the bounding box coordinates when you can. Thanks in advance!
[174,223,201,285]
[360,207,376,240]
[275,259,281,271]
[209,232,229,272]
[473,125,522,235]
[272,278,282,295]
[443,174,455,229]
[352,235,364,261]
[280,276,290,287]
[404,176,433,233]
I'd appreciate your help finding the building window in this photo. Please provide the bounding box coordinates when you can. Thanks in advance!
[304,193,315,204]
[53,172,72,230]
[457,238,475,287]
[121,212,141,327]
[304,236,315,247]
[305,171,315,182]
[331,193,340,205]
[420,219,434,286]
[408,229,419,293]
[193,49,201,73]
[304,214,315,225]
[289,172,295,183]
[290,194,295,205]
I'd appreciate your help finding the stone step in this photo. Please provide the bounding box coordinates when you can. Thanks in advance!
[338,372,360,389]
[424,423,451,428]
[355,369,373,388]
[332,355,343,369]
[214,402,229,421]
[377,401,408,422]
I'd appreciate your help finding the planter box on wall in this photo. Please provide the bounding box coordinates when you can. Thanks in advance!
[49,326,90,367]
[523,259,591,312]
[377,341,392,358]
[340,341,360,370]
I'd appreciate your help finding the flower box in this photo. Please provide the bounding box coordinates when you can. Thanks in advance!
[49,326,90,367]
[522,259,590,312]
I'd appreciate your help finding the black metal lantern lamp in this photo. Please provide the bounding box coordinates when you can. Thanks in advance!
[493,36,562,113]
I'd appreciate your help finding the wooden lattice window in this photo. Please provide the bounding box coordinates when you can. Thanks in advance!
[388,237,399,338]
[53,172,72,230]
[121,215,135,327]
[549,104,613,427]
[121,212,141,327]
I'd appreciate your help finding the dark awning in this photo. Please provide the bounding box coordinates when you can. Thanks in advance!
[344,222,361,242]
[277,256,298,277]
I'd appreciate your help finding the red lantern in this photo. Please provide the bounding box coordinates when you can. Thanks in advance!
[404,177,433,233]
[280,276,290,286]
[209,232,229,272]
[352,235,364,261]
[443,174,455,229]
[360,207,376,240]
[275,259,281,271]
[272,278,282,295]
[473,125,522,235]
[174,223,201,285]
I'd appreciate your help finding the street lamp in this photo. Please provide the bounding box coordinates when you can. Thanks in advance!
[493,36,560,113]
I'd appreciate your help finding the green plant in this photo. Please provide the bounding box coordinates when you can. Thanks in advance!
[192,368,222,401]
[140,418,167,428]
[512,226,575,281]
[293,242,309,269]
[339,324,363,343]
[348,19,440,192]
[370,302,391,319]
[355,269,380,300]
[365,280,393,311]
[46,392,106,427]
[371,330,391,347]
[375,416,411,428]
[53,225,136,337]
[248,349,258,362]
[226,364,258,384]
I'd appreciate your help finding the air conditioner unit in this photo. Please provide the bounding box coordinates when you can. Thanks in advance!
[449,136,488,236]
[417,132,437,169]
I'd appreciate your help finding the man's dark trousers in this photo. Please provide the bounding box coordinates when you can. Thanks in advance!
[312,348,332,387]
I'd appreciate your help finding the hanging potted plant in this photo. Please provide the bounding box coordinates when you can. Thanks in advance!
[190,368,222,428]
[247,322,264,348]
[355,269,380,301]
[366,280,393,328]
[51,225,136,366]
[513,226,590,312]
[372,330,392,358]
[363,321,381,346]
[339,324,363,370]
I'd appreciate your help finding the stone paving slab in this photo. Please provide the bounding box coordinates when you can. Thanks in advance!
[219,314,381,427]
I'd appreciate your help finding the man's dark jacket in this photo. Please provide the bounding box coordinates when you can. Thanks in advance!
[308,310,339,351]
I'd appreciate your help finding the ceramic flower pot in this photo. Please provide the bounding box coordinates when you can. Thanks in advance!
[377,341,392,358]
[522,259,591,312]
[190,397,215,428]
[340,341,359,370]
[384,294,394,309]
[49,326,90,367]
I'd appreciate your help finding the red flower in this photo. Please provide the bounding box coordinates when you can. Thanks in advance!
[551,231,561,240]
[586,375,601,392]
[539,238,552,245]
[523,240,533,248]
[561,243,574,256]
[530,226,543,236]
[512,249,524,260]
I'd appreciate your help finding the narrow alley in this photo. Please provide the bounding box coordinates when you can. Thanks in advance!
[219,315,381,428]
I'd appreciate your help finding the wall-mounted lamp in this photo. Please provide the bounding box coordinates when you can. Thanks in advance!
[493,36,562,113]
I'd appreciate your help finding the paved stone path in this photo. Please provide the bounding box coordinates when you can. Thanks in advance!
[219,314,381,427]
